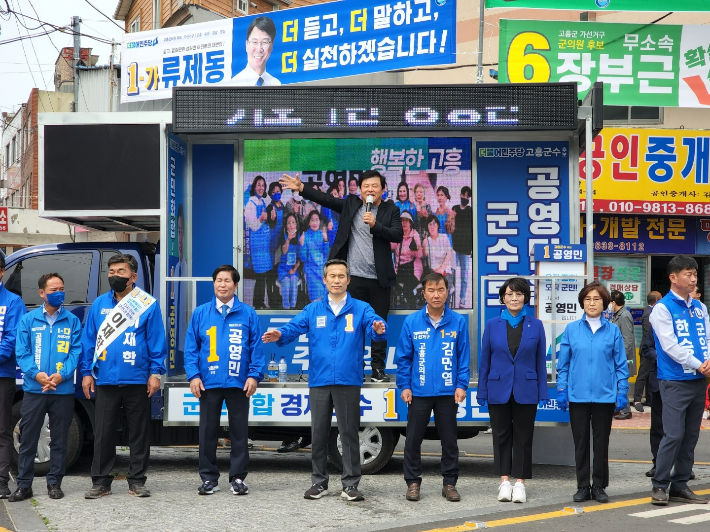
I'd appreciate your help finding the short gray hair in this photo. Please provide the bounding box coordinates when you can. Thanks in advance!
[323,259,349,278]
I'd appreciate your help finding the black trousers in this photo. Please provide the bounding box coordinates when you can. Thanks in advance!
[650,389,663,464]
[568,402,615,489]
[348,276,391,372]
[199,387,249,483]
[488,396,538,479]
[403,395,459,486]
[17,393,74,488]
[633,357,654,403]
[0,377,14,486]
[91,385,151,487]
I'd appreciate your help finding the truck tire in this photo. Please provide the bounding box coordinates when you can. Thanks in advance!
[328,426,399,475]
[12,400,84,477]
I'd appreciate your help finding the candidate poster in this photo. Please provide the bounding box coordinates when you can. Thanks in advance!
[477,141,571,347]
[121,0,456,103]
[498,19,710,108]
[242,137,472,313]
[485,0,709,11]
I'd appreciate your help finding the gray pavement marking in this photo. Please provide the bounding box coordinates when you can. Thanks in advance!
[3,498,47,532]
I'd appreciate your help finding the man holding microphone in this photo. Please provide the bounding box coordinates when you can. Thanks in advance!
[280,171,402,382]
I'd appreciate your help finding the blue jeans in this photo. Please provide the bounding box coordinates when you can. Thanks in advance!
[456,253,471,304]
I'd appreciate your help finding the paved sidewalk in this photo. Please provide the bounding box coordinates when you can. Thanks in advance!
[612,405,710,430]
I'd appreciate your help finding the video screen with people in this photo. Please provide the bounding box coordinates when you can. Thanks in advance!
[242,137,473,311]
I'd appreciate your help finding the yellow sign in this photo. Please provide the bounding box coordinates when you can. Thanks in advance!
[580,128,710,216]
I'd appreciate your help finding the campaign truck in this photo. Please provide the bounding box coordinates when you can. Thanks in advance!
[25,81,592,474]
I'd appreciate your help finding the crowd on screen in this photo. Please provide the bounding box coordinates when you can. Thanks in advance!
[243,174,473,311]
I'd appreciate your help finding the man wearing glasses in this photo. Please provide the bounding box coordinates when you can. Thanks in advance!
[232,16,281,86]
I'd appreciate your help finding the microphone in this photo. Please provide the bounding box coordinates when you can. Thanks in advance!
[365,195,374,213]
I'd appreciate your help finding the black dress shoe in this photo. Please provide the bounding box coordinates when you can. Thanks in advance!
[592,486,609,503]
[277,440,301,453]
[47,484,64,499]
[634,402,645,413]
[573,486,591,502]
[651,487,668,506]
[669,489,709,504]
[8,486,33,502]
[371,368,390,382]
[646,467,656,478]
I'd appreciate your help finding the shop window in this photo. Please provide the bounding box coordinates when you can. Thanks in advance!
[603,105,663,125]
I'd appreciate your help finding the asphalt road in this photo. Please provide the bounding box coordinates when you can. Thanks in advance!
[1,428,708,532]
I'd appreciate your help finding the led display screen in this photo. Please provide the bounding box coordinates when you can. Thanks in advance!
[173,84,578,134]
[243,137,473,311]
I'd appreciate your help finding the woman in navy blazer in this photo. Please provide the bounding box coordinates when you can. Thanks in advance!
[477,277,548,504]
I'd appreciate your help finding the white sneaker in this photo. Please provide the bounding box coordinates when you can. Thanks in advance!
[512,482,526,503]
[498,481,512,502]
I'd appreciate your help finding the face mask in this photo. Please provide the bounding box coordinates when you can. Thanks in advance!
[382,191,388,201]
[608,303,614,312]
[271,192,281,202]
[292,192,301,201]
[46,291,65,308]
[461,198,469,206]
[109,275,131,293]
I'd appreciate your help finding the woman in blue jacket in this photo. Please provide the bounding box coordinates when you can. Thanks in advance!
[299,210,329,302]
[477,277,548,504]
[556,280,629,505]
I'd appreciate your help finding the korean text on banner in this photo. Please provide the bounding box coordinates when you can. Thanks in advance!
[121,0,457,103]
[476,141,571,347]
[498,19,710,108]
[580,128,710,216]
[485,0,710,11]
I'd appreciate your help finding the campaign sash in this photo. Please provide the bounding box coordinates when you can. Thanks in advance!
[92,287,156,377]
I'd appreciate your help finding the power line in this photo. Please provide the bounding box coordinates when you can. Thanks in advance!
[11,0,55,111]
[83,0,125,32]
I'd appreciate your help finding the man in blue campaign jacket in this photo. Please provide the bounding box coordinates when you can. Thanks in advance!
[79,254,167,500]
[395,273,470,503]
[262,259,386,502]
[184,265,264,497]
[10,273,81,502]
[648,255,710,506]
[0,253,27,499]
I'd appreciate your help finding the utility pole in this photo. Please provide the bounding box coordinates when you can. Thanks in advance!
[109,39,117,112]
[476,0,485,83]
[72,16,81,112]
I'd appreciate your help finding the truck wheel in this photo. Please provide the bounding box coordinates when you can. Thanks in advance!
[328,426,399,475]
[12,400,84,477]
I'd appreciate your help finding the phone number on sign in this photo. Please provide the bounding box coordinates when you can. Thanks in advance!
[581,201,710,215]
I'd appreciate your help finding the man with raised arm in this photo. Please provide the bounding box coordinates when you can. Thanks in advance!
[262,259,386,502]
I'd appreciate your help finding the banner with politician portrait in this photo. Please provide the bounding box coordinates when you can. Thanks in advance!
[243,137,473,312]
[121,0,457,103]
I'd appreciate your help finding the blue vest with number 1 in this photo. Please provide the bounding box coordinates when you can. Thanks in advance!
[654,293,708,381]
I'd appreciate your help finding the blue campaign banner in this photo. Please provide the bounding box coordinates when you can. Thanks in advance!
[258,311,469,377]
[581,214,697,254]
[165,132,188,376]
[533,243,586,262]
[121,0,457,103]
[476,141,571,333]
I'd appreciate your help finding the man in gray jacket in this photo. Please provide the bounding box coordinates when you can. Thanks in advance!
[610,290,637,420]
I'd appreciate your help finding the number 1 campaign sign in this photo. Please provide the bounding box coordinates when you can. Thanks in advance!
[122,0,456,103]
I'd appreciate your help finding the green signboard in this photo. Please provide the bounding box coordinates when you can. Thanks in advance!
[498,19,710,108]
[486,0,710,11]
